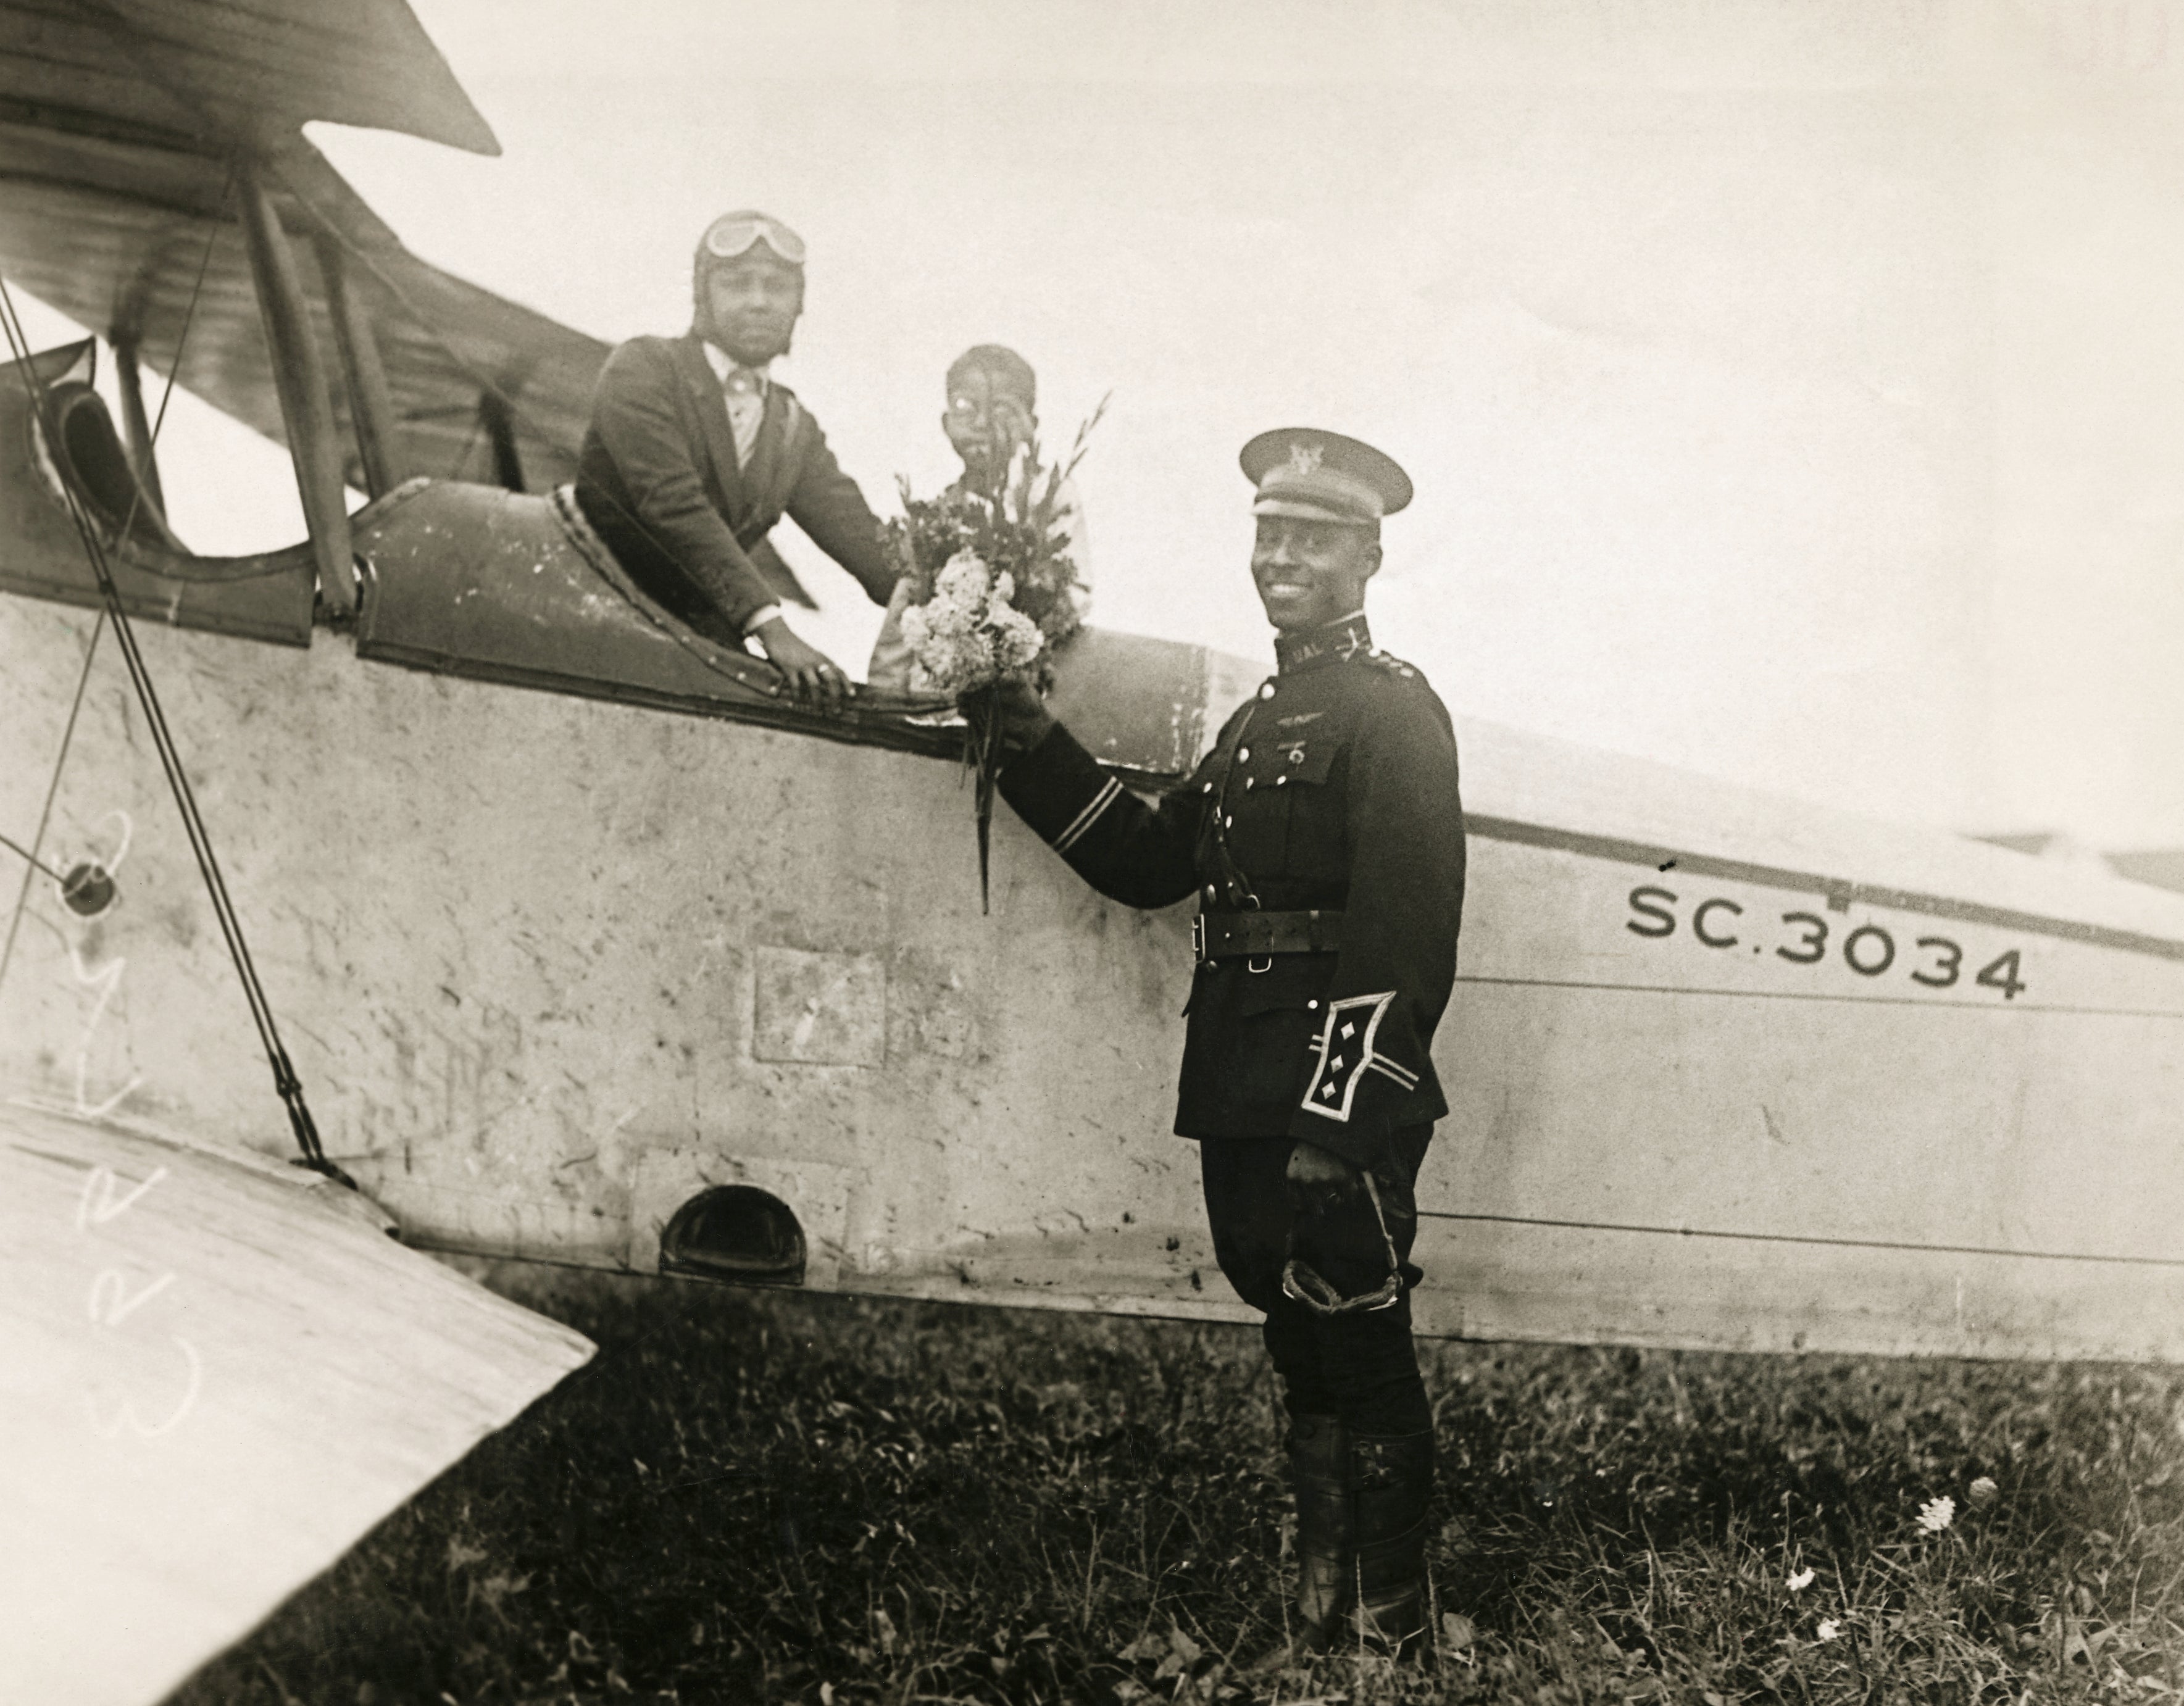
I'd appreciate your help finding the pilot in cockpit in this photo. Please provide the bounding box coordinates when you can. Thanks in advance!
[573,210,901,708]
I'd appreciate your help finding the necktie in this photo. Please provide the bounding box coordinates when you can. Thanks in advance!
[722,367,764,465]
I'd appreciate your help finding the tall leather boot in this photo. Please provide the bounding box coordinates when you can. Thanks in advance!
[1349,1429,1434,1657]
[1246,1412,1352,1673]
[1291,1413,1354,1649]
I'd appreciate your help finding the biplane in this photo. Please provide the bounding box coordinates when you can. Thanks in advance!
[4,3,2184,1704]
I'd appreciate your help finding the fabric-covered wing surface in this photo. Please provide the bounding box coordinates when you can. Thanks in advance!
[0,0,495,155]
[0,1102,594,1706]
[0,2,606,494]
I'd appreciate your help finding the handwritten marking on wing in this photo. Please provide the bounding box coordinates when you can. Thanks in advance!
[74,1151,199,1439]
[86,1267,176,1327]
[54,810,142,1117]
[86,808,133,876]
[86,1336,201,1440]
[75,1162,167,1230]
[67,944,141,1117]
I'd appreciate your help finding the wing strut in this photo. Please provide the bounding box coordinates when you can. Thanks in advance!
[236,158,356,612]
[110,338,167,520]
[480,385,527,492]
[314,233,408,498]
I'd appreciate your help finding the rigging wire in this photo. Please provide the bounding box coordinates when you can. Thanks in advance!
[0,177,244,996]
[0,610,103,996]
[0,194,349,1188]
[0,167,238,997]
[110,167,228,554]
[0,825,70,884]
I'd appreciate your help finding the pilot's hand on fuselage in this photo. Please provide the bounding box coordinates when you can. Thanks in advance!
[1286,1141,1364,1217]
[985,676,1054,755]
[752,617,852,711]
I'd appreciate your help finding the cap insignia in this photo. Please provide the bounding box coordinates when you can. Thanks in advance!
[1286,441,1325,475]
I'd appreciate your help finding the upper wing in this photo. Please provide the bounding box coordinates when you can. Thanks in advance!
[1,0,499,157]
[0,1,607,494]
[0,1100,594,1706]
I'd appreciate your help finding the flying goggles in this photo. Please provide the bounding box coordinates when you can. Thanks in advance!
[700,210,806,267]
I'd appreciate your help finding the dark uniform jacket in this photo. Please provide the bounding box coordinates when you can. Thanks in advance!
[998,612,1465,1173]
[573,332,898,639]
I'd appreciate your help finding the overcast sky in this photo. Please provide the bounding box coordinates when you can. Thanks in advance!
[22,0,2184,849]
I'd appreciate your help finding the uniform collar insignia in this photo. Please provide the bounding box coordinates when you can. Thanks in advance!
[1275,612,1373,675]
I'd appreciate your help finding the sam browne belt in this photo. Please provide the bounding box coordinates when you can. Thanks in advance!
[1192,909,1344,963]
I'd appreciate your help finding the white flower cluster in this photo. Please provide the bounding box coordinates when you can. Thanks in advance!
[899,551,1046,694]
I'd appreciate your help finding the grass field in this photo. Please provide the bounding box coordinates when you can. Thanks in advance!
[172,1274,2184,1705]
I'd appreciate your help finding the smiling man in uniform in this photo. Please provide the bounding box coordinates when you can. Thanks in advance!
[990,429,1465,1661]
[574,210,900,707]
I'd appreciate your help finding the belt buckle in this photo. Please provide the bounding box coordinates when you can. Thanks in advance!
[1191,914,1206,961]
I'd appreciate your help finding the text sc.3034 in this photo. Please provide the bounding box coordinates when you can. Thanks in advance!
[1625,886,2028,1000]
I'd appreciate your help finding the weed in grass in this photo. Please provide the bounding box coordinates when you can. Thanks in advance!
[169,1275,2184,1705]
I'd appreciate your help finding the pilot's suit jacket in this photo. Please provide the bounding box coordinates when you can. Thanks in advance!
[997,613,1465,1173]
[573,332,898,639]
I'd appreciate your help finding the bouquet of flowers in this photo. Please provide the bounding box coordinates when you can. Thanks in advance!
[885,401,1104,912]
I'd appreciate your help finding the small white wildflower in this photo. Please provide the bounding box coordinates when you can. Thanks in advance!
[1966,1476,1999,1508]
[1787,1567,1815,1591]
[1917,1495,1956,1533]
[1815,1619,1840,1642]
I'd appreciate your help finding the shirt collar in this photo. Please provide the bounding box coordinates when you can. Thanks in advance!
[1275,610,1372,675]
[701,340,770,394]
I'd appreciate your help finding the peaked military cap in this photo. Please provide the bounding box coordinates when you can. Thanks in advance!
[1241,428,1413,526]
